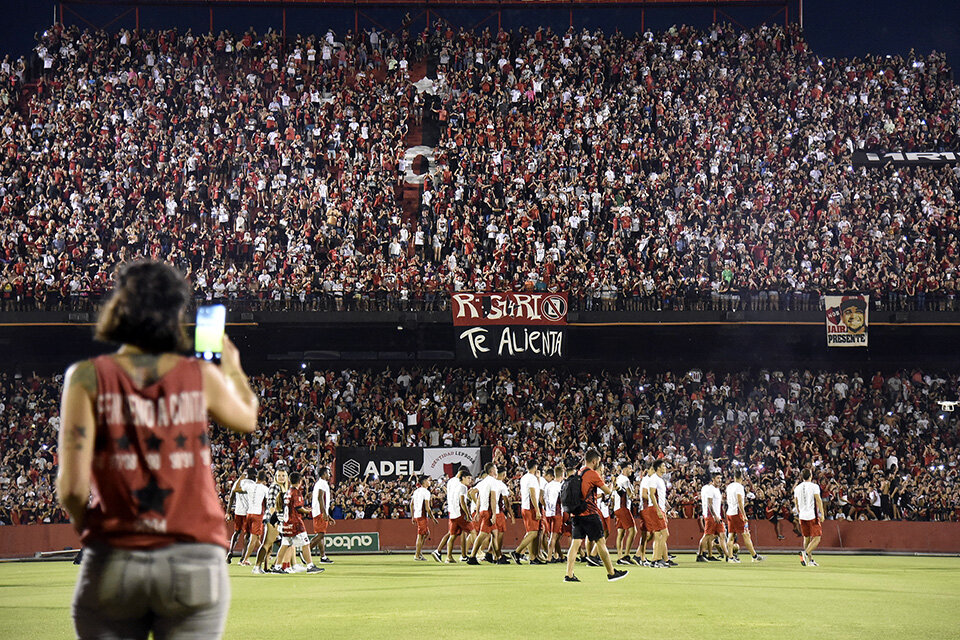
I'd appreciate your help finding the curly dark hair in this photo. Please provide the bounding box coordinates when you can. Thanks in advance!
[94,260,191,353]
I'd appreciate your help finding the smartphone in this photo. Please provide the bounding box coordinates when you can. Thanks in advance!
[194,304,226,362]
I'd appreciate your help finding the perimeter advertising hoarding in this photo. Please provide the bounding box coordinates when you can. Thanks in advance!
[825,295,869,347]
[336,447,489,481]
[322,532,380,552]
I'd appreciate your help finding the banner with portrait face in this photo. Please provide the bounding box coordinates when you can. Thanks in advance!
[825,295,869,347]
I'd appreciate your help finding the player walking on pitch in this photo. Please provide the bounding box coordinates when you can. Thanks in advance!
[239,470,269,566]
[491,469,514,563]
[255,469,288,574]
[697,472,729,562]
[726,468,765,562]
[794,468,824,566]
[466,463,498,565]
[311,467,334,564]
[433,469,474,563]
[613,465,637,565]
[542,467,564,562]
[226,469,254,563]
[641,460,671,567]
[513,461,545,564]
[411,477,437,561]
[633,464,654,565]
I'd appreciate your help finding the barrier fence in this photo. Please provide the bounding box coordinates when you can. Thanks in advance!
[2,290,953,314]
[3,520,958,558]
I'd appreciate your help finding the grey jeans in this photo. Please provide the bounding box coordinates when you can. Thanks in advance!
[72,543,230,640]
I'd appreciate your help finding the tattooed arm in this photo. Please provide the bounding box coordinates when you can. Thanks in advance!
[57,360,97,534]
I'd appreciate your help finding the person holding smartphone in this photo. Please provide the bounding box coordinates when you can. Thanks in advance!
[57,260,259,639]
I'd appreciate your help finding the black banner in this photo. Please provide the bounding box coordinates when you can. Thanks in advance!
[852,151,960,167]
[455,325,567,360]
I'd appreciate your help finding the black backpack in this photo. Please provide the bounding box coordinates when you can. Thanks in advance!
[560,470,588,516]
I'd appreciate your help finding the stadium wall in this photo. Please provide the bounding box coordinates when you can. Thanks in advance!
[4,520,958,558]
[6,313,960,374]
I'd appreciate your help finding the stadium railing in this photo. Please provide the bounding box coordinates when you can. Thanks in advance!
[1,291,956,314]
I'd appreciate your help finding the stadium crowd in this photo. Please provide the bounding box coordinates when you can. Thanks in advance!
[1,23,960,312]
[2,365,958,527]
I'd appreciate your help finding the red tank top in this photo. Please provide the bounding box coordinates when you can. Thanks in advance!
[81,355,228,550]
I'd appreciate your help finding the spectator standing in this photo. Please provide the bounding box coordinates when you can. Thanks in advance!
[57,260,259,639]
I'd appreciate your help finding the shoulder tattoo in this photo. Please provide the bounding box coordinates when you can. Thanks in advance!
[68,361,98,395]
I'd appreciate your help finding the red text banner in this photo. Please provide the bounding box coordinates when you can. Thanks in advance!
[451,292,568,326]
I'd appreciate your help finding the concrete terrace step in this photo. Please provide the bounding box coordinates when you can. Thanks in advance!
[18,81,39,114]
[407,61,428,83]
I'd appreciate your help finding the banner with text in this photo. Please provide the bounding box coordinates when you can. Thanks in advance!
[825,295,869,347]
[852,151,960,167]
[421,447,484,479]
[456,325,567,360]
[451,292,568,326]
[336,447,490,482]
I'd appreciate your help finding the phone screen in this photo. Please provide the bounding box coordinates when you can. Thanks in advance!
[194,304,226,362]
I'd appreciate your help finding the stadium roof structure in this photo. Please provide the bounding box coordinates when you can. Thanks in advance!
[59,0,797,36]
[60,0,789,6]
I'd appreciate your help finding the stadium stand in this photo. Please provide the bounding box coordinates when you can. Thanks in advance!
[2,23,960,312]
[2,367,957,526]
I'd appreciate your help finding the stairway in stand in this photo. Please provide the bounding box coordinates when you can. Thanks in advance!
[399,60,429,245]
[18,81,39,114]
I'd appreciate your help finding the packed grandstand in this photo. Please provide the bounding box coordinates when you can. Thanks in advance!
[2,22,960,312]
[2,366,957,527]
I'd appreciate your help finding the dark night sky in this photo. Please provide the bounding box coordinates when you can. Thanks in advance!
[3,1,960,70]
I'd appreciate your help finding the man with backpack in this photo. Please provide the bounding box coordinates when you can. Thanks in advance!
[561,449,629,583]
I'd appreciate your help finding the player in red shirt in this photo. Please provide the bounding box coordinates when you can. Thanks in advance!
[276,472,323,574]
[564,449,628,583]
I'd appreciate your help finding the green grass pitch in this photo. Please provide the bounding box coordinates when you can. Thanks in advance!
[1,554,958,639]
